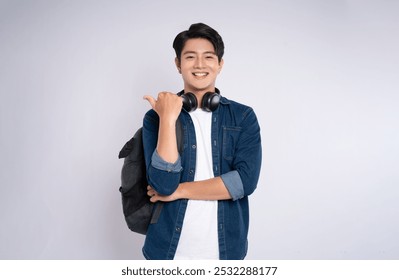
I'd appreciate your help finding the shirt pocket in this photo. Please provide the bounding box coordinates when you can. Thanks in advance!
[222,126,242,161]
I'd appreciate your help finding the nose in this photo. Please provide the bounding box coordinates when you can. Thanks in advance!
[194,57,205,68]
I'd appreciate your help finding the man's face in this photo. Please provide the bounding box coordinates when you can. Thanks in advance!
[176,38,224,95]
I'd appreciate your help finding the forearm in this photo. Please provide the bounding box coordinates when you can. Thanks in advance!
[147,174,242,202]
[156,119,179,163]
[178,177,232,200]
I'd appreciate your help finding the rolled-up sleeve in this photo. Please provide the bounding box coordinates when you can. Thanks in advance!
[151,150,182,173]
[221,170,244,201]
[148,152,182,195]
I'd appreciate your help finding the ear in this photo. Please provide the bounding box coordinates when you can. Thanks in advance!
[218,58,224,73]
[175,57,181,73]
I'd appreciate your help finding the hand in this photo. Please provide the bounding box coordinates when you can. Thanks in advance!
[143,92,182,122]
[147,185,180,203]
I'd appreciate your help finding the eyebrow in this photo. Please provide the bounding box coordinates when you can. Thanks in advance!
[182,51,216,56]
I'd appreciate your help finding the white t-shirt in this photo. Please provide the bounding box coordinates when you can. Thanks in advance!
[174,110,219,260]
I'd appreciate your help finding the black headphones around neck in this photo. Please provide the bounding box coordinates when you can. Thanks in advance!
[178,88,221,112]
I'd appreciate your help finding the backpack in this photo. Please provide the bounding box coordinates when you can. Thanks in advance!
[118,119,183,234]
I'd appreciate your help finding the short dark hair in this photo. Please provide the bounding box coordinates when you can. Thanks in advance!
[173,23,224,62]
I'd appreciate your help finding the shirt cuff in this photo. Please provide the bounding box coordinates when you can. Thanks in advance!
[151,150,182,172]
[221,171,244,201]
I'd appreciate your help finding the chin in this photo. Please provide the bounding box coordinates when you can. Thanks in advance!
[187,84,215,93]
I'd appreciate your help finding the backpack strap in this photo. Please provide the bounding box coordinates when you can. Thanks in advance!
[150,202,163,224]
[176,117,184,154]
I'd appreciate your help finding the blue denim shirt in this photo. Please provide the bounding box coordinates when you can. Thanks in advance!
[142,95,262,260]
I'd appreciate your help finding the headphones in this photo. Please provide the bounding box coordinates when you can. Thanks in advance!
[178,88,221,112]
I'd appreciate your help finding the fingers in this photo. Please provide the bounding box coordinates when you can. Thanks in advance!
[147,185,157,202]
[143,95,156,109]
[143,92,182,122]
[147,185,155,196]
[147,185,177,203]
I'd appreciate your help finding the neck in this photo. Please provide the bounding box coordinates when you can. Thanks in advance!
[184,88,217,106]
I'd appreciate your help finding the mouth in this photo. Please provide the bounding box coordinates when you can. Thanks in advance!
[192,72,208,78]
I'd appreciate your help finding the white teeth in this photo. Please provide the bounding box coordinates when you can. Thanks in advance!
[193,73,207,76]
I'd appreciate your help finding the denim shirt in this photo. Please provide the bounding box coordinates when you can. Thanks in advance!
[142,95,262,260]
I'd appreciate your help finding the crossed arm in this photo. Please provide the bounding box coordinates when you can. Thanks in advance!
[147,177,231,203]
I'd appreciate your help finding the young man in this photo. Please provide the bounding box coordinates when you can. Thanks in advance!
[142,23,262,260]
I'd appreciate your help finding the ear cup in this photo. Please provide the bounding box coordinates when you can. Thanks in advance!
[181,92,198,112]
[178,89,220,112]
[201,92,221,112]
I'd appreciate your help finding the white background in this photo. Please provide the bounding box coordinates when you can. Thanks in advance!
[0,0,398,259]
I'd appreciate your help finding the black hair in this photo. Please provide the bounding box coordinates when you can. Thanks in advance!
[173,23,224,62]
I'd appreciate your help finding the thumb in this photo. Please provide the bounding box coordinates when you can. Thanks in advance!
[143,95,156,109]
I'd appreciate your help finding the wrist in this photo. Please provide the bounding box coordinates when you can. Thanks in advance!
[176,182,187,199]
[159,114,178,125]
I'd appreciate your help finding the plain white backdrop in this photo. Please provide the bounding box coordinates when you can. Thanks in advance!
[1,0,398,259]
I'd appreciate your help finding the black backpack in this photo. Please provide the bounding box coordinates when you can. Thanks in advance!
[118,119,183,235]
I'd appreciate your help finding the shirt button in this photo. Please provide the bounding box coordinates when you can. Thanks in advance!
[176,227,181,232]
[192,144,196,149]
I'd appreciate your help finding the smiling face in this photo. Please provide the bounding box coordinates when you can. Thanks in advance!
[176,38,224,98]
